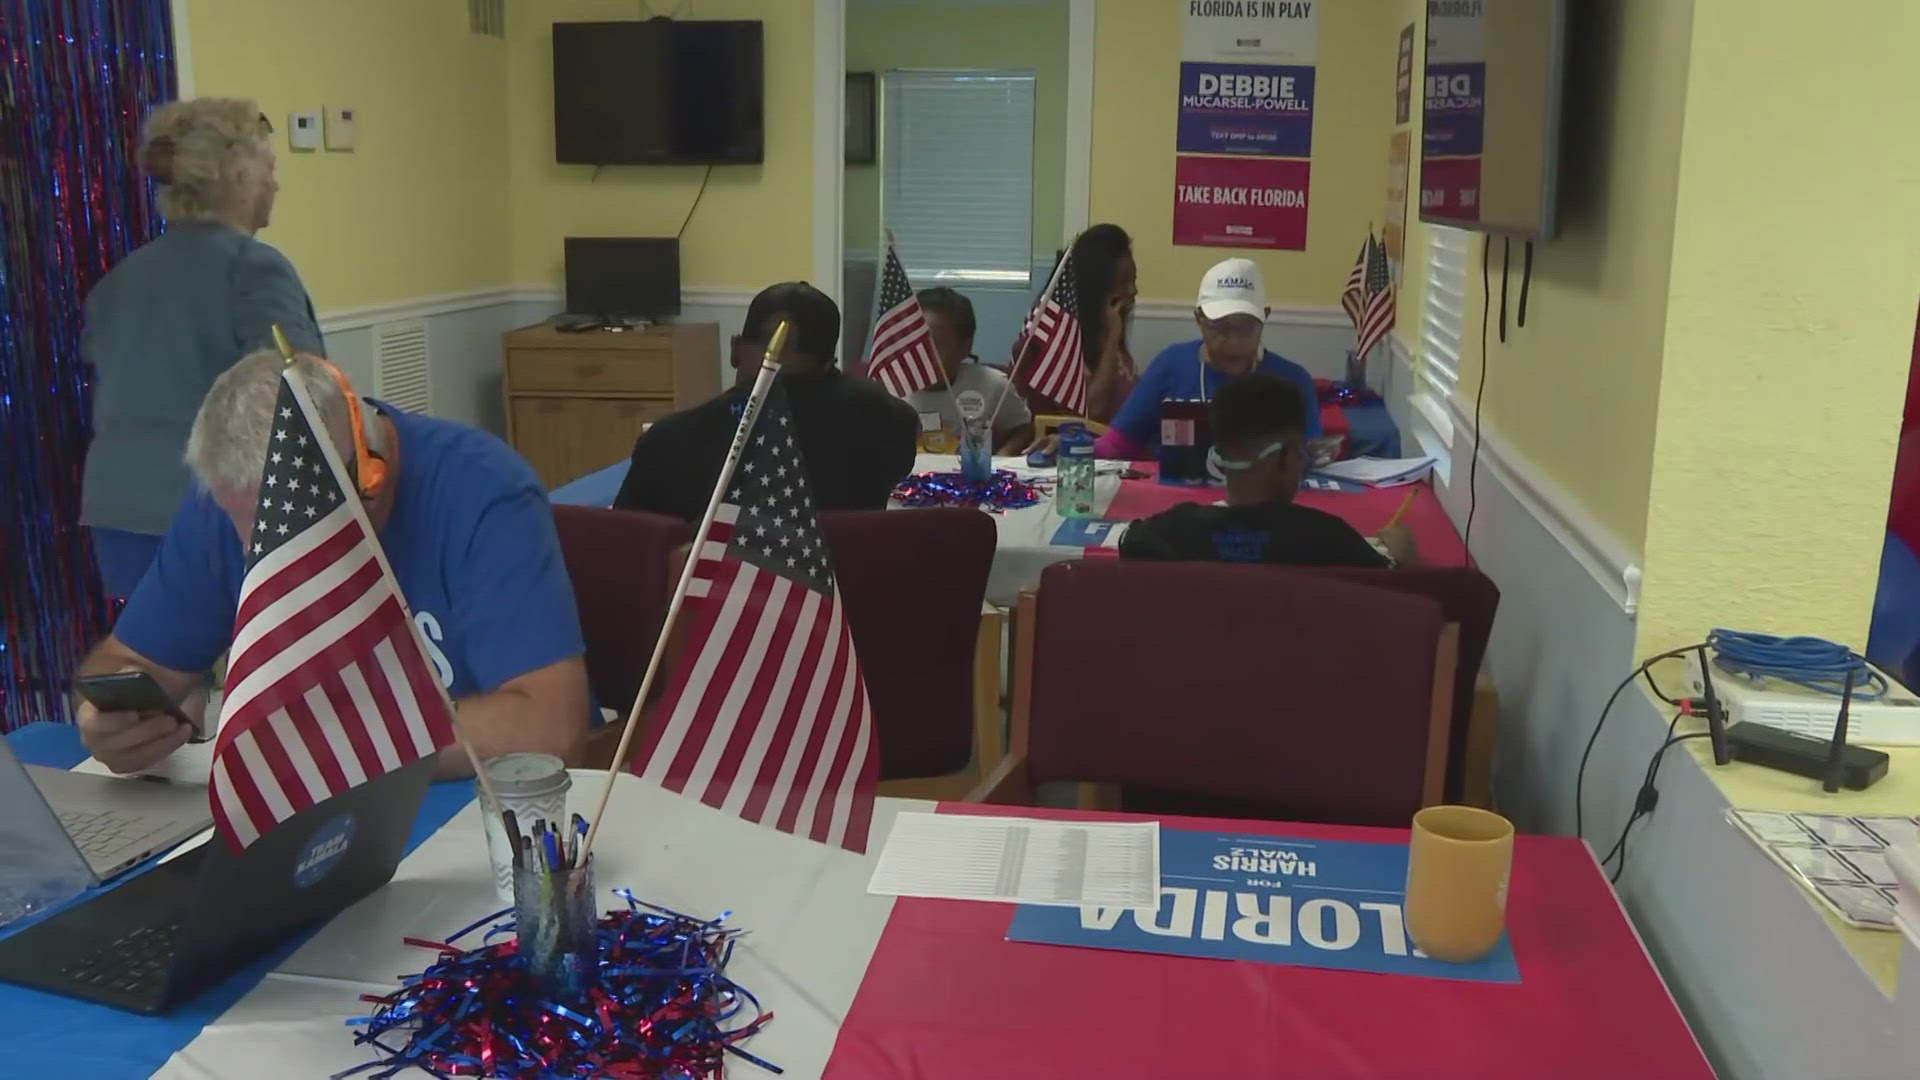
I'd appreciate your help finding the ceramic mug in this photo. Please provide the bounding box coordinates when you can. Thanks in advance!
[1405,805,1514,962]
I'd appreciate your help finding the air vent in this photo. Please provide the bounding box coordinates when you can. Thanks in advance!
[373,321,431,415]
[469,0,504,37]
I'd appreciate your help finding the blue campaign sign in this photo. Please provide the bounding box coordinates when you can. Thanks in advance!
[1007,828,1521,983]
[1177,61,1316,157]
[1423,61,1486,157]
[1049,518,1128,547]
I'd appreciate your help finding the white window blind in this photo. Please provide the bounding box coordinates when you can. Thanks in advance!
[1420,225,1472,401]
[882,70,1036,287]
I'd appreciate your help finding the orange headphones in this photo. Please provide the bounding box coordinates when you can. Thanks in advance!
[308,355,390,500]
[274,326,390,500]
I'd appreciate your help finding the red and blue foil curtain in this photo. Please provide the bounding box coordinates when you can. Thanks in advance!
[0,0,174,730]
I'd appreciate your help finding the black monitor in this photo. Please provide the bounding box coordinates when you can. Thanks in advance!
[552,20,765,165]
[563,237,680,321]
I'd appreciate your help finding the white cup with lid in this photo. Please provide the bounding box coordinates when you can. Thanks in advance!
[478,752,571,901]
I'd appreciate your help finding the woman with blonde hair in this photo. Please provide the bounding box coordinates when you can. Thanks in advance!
[81,97,323,599]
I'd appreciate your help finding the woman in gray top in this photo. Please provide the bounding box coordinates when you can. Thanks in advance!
[82,98,323,598]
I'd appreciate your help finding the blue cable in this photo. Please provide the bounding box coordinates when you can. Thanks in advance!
[1707,629,1887,701]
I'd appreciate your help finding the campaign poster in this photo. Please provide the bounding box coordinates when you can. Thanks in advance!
[1395,23,1415,125]
[1175,1,1318,251]
[1009,827,1522,983]
[1422,0,1486,222]
[1173,155,1310,250]
[1384,129,1411,268]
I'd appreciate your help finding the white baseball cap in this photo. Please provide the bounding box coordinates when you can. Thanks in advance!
[1196,258,1268,321]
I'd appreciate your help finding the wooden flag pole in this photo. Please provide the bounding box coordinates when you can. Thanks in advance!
[270,325,504,815]
[986,243,1073,433]
[579,321,791,862]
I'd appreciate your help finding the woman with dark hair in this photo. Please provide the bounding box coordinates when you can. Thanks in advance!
[1067,223,1139,423]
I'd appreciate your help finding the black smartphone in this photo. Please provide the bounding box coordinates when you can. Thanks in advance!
[74,671,205,742]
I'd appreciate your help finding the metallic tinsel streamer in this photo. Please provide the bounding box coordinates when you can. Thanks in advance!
[0,0,174,730]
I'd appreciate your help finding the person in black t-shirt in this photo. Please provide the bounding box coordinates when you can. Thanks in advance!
[1118,373,1417,567]
[613,282,918,522]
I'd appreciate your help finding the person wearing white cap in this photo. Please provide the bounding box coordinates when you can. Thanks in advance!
[1091,257,1321,460]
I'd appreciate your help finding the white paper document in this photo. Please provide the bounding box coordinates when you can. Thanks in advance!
[866,812,1160,909]
[1314,455,1437,487]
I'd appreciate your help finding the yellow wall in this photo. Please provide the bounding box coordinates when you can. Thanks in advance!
[1089,0,1398,303]
[844,1,1070,261]
[1635,0,1920,651]
[1393,0,1692,555]
[183,0,509,309]
[505,0,815,291]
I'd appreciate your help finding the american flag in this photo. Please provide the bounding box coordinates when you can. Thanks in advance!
[634,380,877,851]
[1345,234,1396,362]
[1013,251,1086,415]
[864,238,943,398]
[210,371,454,849]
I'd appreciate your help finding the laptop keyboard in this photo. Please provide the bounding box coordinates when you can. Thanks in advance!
[58,808,166,860]
[60,922,180,996]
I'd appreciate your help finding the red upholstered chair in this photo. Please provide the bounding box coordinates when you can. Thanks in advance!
[821,508,1000,790]
[551,505,691,721]
[1274,566,1499,805]
[972,559,1457,828]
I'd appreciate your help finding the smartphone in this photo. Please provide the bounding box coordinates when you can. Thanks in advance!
[74,671,205,742]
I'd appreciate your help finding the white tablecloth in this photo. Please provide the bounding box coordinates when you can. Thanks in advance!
[914,454,1126,605]
[158,774,923,1079]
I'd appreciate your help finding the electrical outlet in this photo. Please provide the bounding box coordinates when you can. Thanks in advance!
[287,111,322,151]
[323,105,358,151]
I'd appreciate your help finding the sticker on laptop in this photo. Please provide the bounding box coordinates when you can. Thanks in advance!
[294,812,357,888]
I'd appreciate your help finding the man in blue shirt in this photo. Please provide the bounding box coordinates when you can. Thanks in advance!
[74,352,590,778]
[1093,258,1321,459]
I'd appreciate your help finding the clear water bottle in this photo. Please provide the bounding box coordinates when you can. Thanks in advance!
[1055,421,1097,519]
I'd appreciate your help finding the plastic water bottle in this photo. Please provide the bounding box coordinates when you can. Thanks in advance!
[1055,422,1097,519]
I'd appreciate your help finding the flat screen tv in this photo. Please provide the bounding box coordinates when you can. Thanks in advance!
[1419,0,1566,239]
[553,20,764,166]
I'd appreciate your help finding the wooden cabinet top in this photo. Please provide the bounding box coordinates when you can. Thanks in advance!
[505,321,719,351]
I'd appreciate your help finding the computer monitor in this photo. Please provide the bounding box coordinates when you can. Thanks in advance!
[563,237,681,321]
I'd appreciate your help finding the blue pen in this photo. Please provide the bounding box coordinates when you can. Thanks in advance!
[544,827,564,873]
[571,814,587,866]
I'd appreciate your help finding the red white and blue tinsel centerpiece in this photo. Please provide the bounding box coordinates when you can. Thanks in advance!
[339,891,778,1079]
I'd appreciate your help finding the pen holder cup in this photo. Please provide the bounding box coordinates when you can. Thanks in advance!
[512,857,598,1002]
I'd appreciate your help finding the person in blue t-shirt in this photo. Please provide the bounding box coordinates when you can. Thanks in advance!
[73,352,590,778]
[1092,257,1321,460]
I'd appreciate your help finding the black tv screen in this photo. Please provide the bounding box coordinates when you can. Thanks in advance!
[553,20,764,165]
[565,237,680,320]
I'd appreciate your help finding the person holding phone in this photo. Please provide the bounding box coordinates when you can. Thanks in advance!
[81,98,324,601]
[74,353,590,777]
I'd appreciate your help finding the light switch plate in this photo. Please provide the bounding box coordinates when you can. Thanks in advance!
[323,105,358,151]
[287,111,322,151]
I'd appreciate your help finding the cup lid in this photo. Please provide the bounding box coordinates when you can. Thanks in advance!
[484,752,570,797]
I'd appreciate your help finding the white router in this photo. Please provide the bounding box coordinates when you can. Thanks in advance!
[1688,654,1920,746]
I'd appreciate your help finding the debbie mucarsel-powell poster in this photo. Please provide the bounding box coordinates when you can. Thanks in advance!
[1173,1,1318,250]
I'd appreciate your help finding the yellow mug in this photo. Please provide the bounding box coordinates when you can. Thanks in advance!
[1405,805,1514,962]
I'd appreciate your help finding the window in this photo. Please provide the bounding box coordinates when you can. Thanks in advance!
[882,70,1036,287]
[1419,224,1471,402]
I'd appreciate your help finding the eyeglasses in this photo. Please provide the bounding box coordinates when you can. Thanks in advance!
[1209,439,1287,472]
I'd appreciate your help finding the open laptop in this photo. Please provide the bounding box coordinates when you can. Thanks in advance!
[0,751,433,1014]
[21,755,212,880]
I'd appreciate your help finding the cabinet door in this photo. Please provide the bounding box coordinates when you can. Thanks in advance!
[509,396,673,491]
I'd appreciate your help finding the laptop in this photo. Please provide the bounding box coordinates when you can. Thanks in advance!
[22,758,213,880]
[0,752,433,1014]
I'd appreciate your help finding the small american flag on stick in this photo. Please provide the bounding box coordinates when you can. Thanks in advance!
[864,235,943,398]
[1012,251,1086,415]
[211,369,454,849]
[1345,234,1396,363]
[633,380,878,851]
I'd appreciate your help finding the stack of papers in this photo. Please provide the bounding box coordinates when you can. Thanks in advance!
[867,811,1160,909]
[1313,455,1436,488]
[1728,810,1914,928]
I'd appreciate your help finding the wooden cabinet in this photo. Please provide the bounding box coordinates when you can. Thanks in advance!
[503,321,721,490]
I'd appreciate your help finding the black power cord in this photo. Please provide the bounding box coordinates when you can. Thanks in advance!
[1573,643,1709,844]
[1461,236,1492,564]
[1604,727,1714,884]
[677,164,715,240]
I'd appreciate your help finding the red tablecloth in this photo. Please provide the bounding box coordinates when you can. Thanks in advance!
[1103,471,1469,567]
[826,806,1714,1080]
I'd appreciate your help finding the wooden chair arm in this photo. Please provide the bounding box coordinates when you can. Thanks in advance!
[965,751,1033,805]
